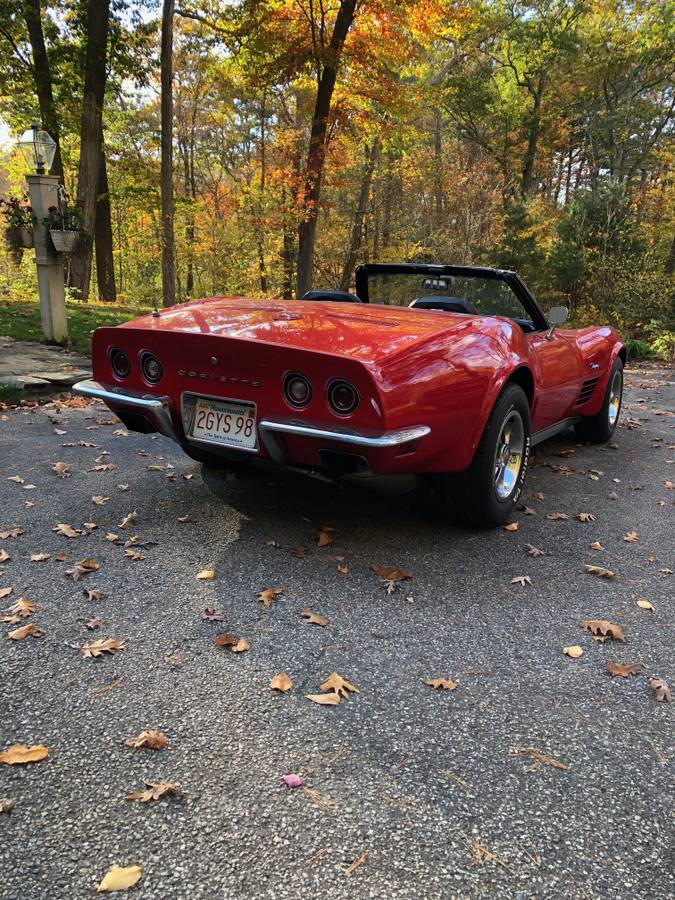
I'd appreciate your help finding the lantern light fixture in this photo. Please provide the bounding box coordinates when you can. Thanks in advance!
[17,124,57,175]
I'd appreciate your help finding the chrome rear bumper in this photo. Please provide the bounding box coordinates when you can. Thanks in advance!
[72,380,430,463]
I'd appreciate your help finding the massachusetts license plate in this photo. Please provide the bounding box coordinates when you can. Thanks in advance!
[191,398,257,449]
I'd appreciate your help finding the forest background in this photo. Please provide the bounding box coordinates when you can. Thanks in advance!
[0,0,672,359]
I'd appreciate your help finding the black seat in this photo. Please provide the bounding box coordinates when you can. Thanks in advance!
[301,290,362,303]
[409,296,478,314]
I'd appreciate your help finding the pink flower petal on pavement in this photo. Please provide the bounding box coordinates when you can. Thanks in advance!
[282,774,304,789]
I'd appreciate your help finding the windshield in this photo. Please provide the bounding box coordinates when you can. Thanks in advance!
[366,271,533,327]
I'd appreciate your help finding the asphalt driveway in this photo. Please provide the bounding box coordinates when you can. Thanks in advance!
[0,364,673,899]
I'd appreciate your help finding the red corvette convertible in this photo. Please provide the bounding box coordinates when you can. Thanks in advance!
[74,263,625,526]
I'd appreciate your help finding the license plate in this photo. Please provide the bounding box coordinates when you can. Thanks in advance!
[191,397,257,449]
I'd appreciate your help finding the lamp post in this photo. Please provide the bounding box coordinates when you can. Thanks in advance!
[18,124,68,344]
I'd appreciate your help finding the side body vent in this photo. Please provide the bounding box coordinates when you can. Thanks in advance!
[576,377,599,405]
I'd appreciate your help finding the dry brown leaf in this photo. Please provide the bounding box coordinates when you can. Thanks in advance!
[125,781,180,803]
[316,526,335,547]
[81,638,125,658]
[84,588,106,602]
[7,597,35,620]
[84,617,103,630]
[546,512,569,521]
[563,645,583,658]
[270,673,292,692]
[124,730,169,751]
[196,568,215,580]
[29,553,50,562]
[291,545,309,557]
[213,633,237,647]
[649,677,672,703]
[580,620,626,642]
[53,523,82,538]
[584,564,615,579]
[606,661,638,678]
[52,461,71,478]
[320,671,359,698]
[337,563,349,574]
[202,607,225,621]
[305,692,341,706]
[503,522,519,531]
[511,575,533,587]
[105,532,119,543]
[119,511,138,529]
[0,743,48,765]
[0,528,24,539]
[258,586,282,607]
[300,607,329,627]
[526,544,544,557]
[124,549,145,561]
[96,865,142,893]
[232,638,250,653]
[623,531,638,542]
[424,677,458,690]
[636,598,655,611]
[590,541,604,551]
[91,496,110,506]
[8,622,44,641]
[371,564,411,581]
[0,549,11,563]
[0,799,14,814]
[7,475,24,484]
[576,512,595,522]
[0,587,12,600]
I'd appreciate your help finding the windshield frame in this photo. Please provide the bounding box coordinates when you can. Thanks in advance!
[354,263,549,332]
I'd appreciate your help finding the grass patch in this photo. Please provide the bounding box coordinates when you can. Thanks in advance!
[0,297,152,355]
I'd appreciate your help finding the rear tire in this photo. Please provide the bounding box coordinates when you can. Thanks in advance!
[441,384,531,528]
[574,358,623,443]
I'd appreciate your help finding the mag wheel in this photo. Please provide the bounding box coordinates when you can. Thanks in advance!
[442,383,531,528]
[574,358,623,443]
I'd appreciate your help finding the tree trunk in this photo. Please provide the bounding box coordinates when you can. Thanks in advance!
[433,108,443,228]
[339,136,380,291]
[23,0,63,179]
[69,0,111,301]
[295,0,358,298]
[521,75,545,198]
[95,150,117,301]
[161,0,176,307]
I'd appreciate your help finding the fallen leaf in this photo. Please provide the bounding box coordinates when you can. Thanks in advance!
[0,799,14,814]
[0,587,12,600]
[300,607,329,627]
[606,661,638,678]
[202,607,225,621]
[125,781,180,803]
[29,553,50,561]
[511,575,532,587]
[584,564,615,579]
[213,633,237,647]
[291,545,309,557]
[196,568,215,580]
[0,528,24,539]
[371,564,411,581]
[337,563,349,574]
[7,475,24,484]
[424,677,458,690]
[118,484,129,492]
[91,496,110,506]
[52,461,71,478]
[232,638,250,653]
[84,588,106,602]
[119,511,137,529]
[282,773,304,788]
[8,622,44,641]
[316,526,335,547]
[105,532,119,543]
[525,544,544,557]
[580,620,626,642]
[649,677,672,702]
[503,522,519,532]
[124,730,169,751]
[84,617,103,630]
[97,865,142,893]
[0,549,10,563]
[81,638,125,658]
[546,512,569,521]
[5,597,35,620]
[320,671,359,699]
[176,515,191,523]
[636,598,655,612]
[563,645,583,658]
[576,512,595,522]
[270,673,292,692]
[623,531,638,542]
[0,744,48,765]
[124,549,145,560]
[53,523,82,538]
[258,586,283,607]
[590,541,604,551]
[305,692,341,706]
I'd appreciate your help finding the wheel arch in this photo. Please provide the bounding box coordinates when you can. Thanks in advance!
[503,365,535,409]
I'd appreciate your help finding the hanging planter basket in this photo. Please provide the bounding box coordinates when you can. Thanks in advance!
[50,228,80,254]
[18,226,34,248]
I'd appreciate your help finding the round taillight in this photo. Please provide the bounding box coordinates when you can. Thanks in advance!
[140,351,163,384]
[110,348,130,378]
[328,379,359,416]
[283,372,312,408]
